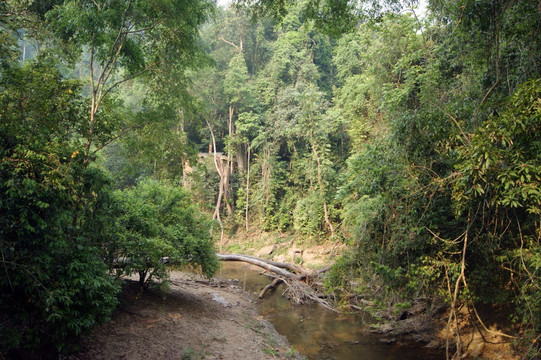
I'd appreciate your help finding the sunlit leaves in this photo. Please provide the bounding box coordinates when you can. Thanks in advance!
[332,15,425,149]
[453,79,541,216]
[234,0,415,36]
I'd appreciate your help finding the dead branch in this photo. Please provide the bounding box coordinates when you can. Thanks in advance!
[217,253,339,311]
[281,279,337,312]
[258,278,283,298]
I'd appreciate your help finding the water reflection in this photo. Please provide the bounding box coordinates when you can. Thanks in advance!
[216,262,443,360]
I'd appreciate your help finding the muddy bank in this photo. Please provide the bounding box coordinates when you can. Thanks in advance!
[71,271,302,360]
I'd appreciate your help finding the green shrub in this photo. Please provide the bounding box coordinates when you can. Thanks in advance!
[0,58,120,354]
[110,179,220,286]
[293,192,325,238]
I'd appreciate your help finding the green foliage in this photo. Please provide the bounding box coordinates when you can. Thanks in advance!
[224,53,252,105]
[190,157,222,212]
[0,56,120,354]
[2,0,541,356]
[324,251,362,301]
[293,192,325,237]
[453,79,541,329]
[44,0,215,162]
[111,179,219,285]
[1,1,218,354]
[337,140,408,246]
[453,79,541,216]
[188,4,541,349]
[327,1,541,347]
[332,14,425,148]
[47,0,213,71]
[234,0,412,36]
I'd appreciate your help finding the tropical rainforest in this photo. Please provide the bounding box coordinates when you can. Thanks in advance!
[1,0,540,359]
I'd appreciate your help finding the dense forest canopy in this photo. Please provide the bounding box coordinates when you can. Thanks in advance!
[1,0,540,358]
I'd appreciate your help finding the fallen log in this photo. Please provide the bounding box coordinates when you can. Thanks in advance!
[217,253,337,311]
[225,253,309,276]
[216,253,302,280]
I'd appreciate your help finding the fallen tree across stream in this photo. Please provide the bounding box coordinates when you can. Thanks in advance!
[216,253,336,312]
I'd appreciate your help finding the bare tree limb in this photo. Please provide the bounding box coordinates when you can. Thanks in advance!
[219,36,240,50]
[91,119,154,155]
[258,278,283,298]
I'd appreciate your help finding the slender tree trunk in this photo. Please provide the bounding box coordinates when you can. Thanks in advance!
[310,132,335,237]
[228,105,234,175]
[245,145,251,231]
[216,163,226,251]
[178,113,190,187]
[314,148,335,237]
[86,35,124,159]
[205,119,225,251]
[262,146,271,212]
[224,105,234,216]
[223,158,233,216]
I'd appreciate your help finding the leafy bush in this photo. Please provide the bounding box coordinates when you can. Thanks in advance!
[0,58,120,354]
[110,179,219,286]
[453,79,541,329]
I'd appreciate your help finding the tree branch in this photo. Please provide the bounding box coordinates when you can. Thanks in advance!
[429,100,471,147]
[91,119,154,155]
[219,36,240,50]
[100,61,161,105]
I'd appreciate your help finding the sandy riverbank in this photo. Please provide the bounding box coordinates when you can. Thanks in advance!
[70,271,302,360]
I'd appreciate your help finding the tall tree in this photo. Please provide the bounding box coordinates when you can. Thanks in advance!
[46,0,214,160]
[1,1,220,355]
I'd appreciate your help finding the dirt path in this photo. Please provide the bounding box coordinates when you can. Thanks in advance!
[71,271,301,360]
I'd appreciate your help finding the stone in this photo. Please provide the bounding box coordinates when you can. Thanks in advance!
[255,244,276,257]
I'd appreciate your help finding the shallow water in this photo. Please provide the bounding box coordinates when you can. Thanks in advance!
[216,262,444,360]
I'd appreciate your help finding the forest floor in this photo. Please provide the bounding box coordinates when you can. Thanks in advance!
[70,271,302,360]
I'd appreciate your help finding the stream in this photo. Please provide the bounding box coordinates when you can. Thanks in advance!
[216,262,444,360]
